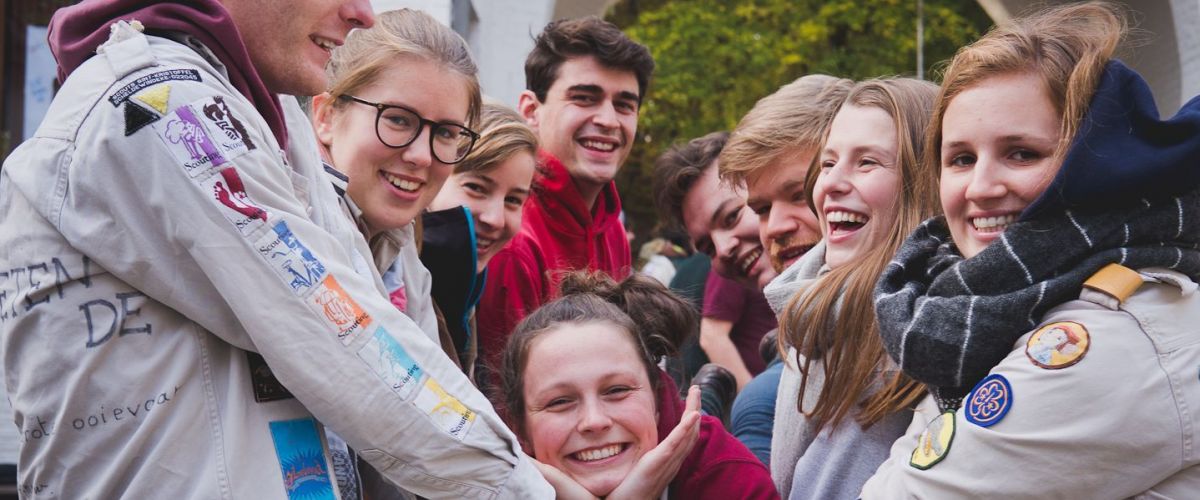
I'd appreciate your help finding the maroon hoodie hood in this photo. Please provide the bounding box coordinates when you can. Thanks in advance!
[48,0,287,149]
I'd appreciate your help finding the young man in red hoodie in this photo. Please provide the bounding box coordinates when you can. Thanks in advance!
[477,17,654,368]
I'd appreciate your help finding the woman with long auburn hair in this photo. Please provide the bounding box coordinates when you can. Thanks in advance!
[863,2,1200,497]
[765,76,939,499]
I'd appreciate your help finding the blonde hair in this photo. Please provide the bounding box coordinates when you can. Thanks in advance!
[319,9,483,128]
[779,78,939,430]
[454,102,537,175]
[718,74,853,185]
[929,1,1126,166]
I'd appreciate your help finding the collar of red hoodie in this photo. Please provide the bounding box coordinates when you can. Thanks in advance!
[533,150,624,234]
[48,0,287,149]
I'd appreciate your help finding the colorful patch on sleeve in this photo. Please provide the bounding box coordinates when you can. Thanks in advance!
[124,100,161,136]
[107,68,200,106]
[268,418,336,500]
[413,378,476,441]
[1025,321,1090,370]
[311,276,372,345]
[257,221,327,296]
[196,95,258,154]
[194,167,270,234]
[910,411,955,470]
[134,84,172,114]
[357,326,426,400]
[154,104,228,176]
[964,374,1013,428]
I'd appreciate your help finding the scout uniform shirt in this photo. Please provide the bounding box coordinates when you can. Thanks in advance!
[0,22,550,499]
[860,265,1200,498]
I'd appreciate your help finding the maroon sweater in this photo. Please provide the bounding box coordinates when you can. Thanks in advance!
[656,373,779,499]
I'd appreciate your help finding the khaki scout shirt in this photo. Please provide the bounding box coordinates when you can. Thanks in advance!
[0,23,550,499]
[861,268,1200,499]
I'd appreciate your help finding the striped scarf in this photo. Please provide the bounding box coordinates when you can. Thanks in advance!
[874,189,1200,401]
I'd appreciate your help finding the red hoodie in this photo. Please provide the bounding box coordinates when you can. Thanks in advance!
[477,150,632,363]
[655,372,779,500]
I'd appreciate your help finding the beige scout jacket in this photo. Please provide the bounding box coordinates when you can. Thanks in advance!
[0,24,550,499]
[861,267,1200,499]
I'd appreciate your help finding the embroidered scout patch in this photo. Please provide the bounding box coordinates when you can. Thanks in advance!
[311,276,372,345]
[123,100,160,136]
[134,84,171,114]
[257,221,327,296]
[198,95,257,152]
[965,374,1012,428]
[155,104,230,175]
[414,378,477,441]
[154,97,254,176]
[1025,321,1090,370]
[107,68,200,107]
[247,352,294,403]
[357,326,426,400]
[910,411,955,470]
[195,167,270,234]
[268,418,335,500]
[123,84,174,136]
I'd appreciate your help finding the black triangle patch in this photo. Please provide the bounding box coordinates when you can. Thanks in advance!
[124,101,160,136]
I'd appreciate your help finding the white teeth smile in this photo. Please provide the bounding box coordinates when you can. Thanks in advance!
[827,210,868,224]
[384,172,422,192]
[738,247,762,274]
[312,37,337,51]
[580,139,616,152]
[573,444,623,462]
[971,214,1017,232]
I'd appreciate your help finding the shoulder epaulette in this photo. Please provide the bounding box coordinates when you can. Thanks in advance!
[1083,263,1144,304]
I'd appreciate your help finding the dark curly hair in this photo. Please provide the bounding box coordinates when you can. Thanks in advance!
[651,131,729,231]
[498,271,697,438]
[525,16,655,102]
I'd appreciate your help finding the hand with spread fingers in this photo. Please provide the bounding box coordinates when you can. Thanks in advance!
[534,386,703,500]
[608,385,702,500]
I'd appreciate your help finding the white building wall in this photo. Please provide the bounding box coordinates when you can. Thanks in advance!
[371,0,452,25]
[979,0,1200,114]
[370,0,615,109]
[466,0,556,107]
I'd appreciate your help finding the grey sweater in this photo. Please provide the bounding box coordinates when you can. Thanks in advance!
[764,243,914,499]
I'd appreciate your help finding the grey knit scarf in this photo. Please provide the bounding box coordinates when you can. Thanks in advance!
[874,190,1200,401]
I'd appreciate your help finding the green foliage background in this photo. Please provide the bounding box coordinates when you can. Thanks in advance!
[604,0,993,242]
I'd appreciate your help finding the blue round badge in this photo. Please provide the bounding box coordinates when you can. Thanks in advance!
[965,374,1012,428]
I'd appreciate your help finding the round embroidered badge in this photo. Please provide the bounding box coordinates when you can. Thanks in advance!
[1025,321,1090,370]
[965,374,1012,428]
[910,411,956,470]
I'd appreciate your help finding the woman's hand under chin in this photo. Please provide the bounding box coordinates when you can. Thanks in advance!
[533,385,703,499]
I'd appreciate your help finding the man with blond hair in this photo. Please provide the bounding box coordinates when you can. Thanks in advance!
[719,74,852,275]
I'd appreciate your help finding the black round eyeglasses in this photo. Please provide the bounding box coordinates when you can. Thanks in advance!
[339,95,479,164]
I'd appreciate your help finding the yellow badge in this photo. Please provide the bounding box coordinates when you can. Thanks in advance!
[134,84,171,114]
[910,411,955,470]
[1025,321,1090,369]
